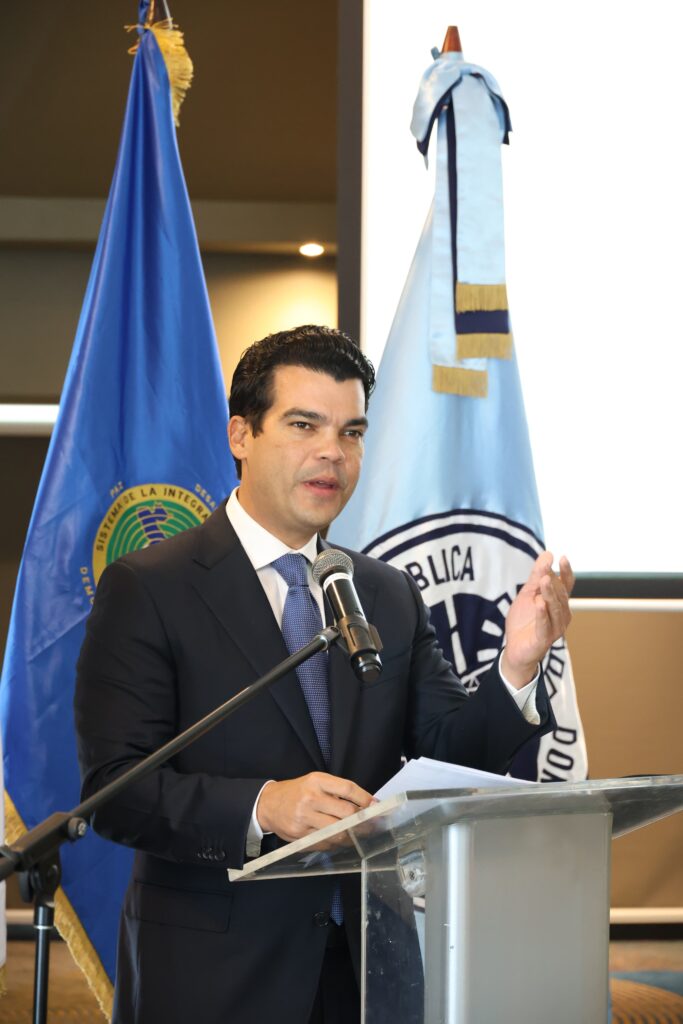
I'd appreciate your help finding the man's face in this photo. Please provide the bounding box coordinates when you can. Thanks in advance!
[228,365,368,548]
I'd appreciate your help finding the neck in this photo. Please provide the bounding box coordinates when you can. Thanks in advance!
[235,487,317,550]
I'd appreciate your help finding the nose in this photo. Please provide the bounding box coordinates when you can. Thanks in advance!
[316,429,345,463]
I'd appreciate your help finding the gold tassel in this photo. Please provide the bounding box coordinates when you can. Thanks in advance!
[432,365,488,397]
[455,282,508,313]
[457,333,513,359]
[54,889,114,1020]
[127,19,193,127]
[0,963,6,997]
[4,792,114,1020]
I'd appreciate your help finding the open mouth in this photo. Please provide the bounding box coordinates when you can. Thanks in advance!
[303,478,340,492]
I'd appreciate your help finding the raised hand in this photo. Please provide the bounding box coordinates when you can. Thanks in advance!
[501,552,574,688]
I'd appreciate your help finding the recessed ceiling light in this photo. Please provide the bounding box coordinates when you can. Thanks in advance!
[299,242,325,257]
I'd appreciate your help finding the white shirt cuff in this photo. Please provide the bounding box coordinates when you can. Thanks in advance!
[246,780,274,859]
[498,654,541,726]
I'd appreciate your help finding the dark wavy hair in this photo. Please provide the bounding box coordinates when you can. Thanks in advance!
[228,325,376,476]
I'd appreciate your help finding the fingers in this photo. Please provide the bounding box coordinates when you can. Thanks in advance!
[310,774,374,830]
[527,551,573,586]
[319,774,374,810]
[527,552,574,605]
[256,772,374,842]
[537,570,572,640]
[312,793,366,821]
[505,551,574,676]
[525,550,554,587]
[558,554,575,596]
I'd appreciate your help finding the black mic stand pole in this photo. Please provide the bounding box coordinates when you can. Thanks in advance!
[0,625,341,1024]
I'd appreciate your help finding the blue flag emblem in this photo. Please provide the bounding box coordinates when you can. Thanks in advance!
[0,21,235,1014]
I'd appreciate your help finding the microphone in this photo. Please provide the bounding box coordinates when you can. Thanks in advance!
[312,549,383,683]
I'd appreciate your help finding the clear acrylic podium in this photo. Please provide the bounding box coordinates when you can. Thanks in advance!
[229,775,683,1023]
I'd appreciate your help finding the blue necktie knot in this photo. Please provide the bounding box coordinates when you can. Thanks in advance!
[271,552,309,589]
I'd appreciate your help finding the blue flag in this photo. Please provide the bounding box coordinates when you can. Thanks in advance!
[332,47,587,784]
[0,17,235,1013]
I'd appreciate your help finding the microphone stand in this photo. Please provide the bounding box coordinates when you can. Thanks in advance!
[0,625,341,1024]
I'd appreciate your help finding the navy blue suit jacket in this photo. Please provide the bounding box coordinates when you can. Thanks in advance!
[74,502,553,1024]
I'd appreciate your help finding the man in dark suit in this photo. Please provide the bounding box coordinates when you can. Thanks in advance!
[74,325,573,1024]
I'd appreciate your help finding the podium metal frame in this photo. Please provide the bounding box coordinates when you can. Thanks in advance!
[230,775,683,1024]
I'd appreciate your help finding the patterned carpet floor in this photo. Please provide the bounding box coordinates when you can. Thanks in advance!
[2,941,103,1022]
[610,941,683,1023]
[1,938,682,1021]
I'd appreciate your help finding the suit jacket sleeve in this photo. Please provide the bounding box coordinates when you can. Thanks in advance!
[74,559,265,870]
[399,569,554,774]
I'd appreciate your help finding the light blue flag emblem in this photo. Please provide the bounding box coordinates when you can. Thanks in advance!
[332,46,587,784]
[0,11,236,1012]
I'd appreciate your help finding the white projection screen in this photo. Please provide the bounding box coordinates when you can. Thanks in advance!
[360,0,683,590]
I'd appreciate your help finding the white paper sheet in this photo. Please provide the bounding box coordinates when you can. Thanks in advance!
[374,756,537,801]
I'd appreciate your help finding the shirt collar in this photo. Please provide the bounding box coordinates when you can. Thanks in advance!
[226,488,319,571]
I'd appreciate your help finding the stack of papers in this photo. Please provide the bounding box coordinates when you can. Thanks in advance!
[375,757,537,801]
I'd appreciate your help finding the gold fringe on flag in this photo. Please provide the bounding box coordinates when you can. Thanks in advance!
[457,333,513,360]
[432,365,488,397]
[455,282,508,313]
[0,963,6,997]
[127,19,194,127]
[54,889,114,1020]
[4,792,114,1020]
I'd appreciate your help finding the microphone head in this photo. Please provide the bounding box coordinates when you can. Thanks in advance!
[312,548,354,587]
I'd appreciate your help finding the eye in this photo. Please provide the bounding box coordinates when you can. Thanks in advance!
[291,420,314,430]
[343,429,365,440]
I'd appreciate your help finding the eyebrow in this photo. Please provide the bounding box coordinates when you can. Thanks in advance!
[281,408,369,429]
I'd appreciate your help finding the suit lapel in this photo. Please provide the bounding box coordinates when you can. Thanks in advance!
[190,506,326,770]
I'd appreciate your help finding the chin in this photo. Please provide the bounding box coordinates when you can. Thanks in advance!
[305,511,337,538]
[300,495,344,522]
[309,513,336,534]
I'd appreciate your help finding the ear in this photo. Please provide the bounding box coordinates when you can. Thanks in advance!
[228,416,251,461]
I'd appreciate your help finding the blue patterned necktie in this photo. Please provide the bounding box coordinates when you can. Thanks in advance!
[271,552,343,925]
[272,553,331,764]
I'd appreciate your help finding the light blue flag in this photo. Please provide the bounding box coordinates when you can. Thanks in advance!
[332,47,587,784]
[0,9,236,1011]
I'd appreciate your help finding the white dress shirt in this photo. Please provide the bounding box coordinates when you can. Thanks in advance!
[227,488,324,625]
[225,489,539,856]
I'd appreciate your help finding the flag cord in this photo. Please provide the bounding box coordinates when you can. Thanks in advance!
[148,0,174,27]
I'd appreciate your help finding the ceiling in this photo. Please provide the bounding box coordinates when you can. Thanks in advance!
[1,0,337,203]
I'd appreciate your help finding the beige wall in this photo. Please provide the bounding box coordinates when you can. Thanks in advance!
[571,609,683,907]
[0,249,337,400]
[0,250,90,401]
[204,253,337,387]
